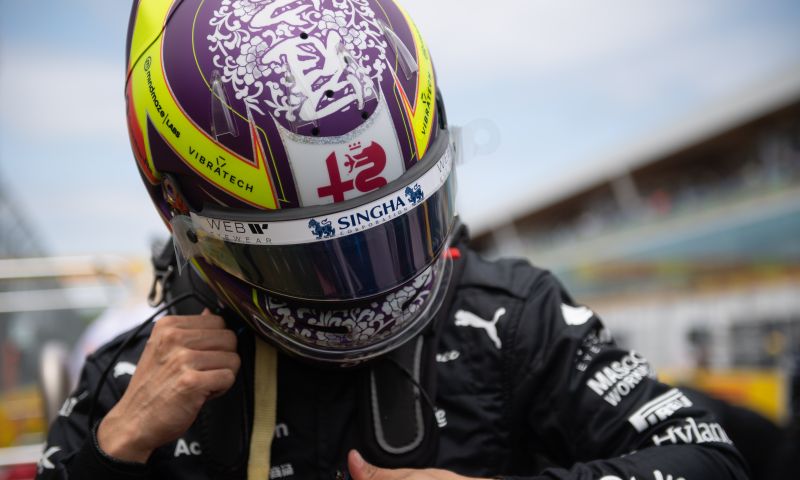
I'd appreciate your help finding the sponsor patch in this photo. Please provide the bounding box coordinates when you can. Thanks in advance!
[435,408,448,428]
[191,143,453,246]
[575,327,613,372]
[174,438,202,457]
[274,422,290,439]
[628,388,693,432]
[586,351,655,406]
[651,418,733,446]
[37,446,61,473]
[58,391,88,418]
[270,463,295,479]
[436,350,460,363]
[600,471,685,480]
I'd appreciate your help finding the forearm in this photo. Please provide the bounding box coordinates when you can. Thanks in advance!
[41,427,151,480]
[36,328,156,480]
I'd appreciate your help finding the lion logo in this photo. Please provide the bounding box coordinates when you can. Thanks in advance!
[404,184,424,205]
[308,218,336,239]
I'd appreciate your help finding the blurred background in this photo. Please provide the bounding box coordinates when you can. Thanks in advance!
[1,0,799,475]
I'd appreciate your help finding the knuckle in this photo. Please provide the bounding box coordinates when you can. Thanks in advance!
[175,348,195,366]
[177,370,199,391]
[164,327,187,346]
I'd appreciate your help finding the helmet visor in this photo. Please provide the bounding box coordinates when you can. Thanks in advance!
[172,139,456,302]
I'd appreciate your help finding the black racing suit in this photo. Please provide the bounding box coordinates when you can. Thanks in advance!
[37,248,750,479]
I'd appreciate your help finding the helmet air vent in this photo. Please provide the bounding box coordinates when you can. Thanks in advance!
[378,20,418,80]
[210,71,239,140]
[336,42,379,109]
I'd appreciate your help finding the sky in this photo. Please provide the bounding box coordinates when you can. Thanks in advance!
[1,0,799,256]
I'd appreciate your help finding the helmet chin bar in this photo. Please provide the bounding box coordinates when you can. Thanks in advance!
[241,237,454,366]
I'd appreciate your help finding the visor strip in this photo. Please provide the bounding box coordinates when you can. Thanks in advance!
[191,145,454,246]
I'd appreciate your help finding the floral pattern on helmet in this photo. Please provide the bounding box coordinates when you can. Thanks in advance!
[261,266,433,349]
[208,0,388,123]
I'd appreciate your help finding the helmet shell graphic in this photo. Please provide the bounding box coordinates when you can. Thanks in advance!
[126,0,439,215]
[125,0,454,365]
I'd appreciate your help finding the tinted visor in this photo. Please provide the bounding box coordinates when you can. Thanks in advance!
[172,138,456,302]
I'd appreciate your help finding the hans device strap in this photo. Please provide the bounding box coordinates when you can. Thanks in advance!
[247,340,278,480]
[356,238,466,468]
[356,335,441,467]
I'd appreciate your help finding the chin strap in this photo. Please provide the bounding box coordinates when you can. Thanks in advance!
[248,339,279,480]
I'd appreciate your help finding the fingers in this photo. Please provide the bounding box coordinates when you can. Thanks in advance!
[188,368,237,397]
[349,450,378,480]
[178,349,240,373]
[349,450,402,480]
[143,315,241,384]
[103,310,240,462]
[151,315,237,353]
[181,329,238,352]
[348,451,480,480]
[158,310,226,330]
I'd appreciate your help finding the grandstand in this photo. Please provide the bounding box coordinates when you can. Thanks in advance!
[471,68,800,417]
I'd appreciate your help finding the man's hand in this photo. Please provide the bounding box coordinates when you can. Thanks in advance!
[348,450,491,480]
[97,310,240,463]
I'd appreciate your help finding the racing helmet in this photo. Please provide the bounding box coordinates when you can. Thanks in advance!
[125,0,458,365]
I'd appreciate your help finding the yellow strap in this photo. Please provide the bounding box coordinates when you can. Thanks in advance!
[248,339,278,480]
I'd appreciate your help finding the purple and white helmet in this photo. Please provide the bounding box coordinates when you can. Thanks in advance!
[125,0,458,365]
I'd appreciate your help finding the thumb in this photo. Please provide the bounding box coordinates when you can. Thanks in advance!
[348,449,388,480]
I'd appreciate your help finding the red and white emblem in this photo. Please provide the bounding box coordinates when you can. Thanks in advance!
[278,98,405,206]
[318,142,389,203]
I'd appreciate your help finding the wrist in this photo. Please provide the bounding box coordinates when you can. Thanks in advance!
[96,407,153,464]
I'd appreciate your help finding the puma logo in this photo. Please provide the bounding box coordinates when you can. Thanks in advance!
[454,308,506,349]
[113,361,137,378]
[561,303,594,326]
